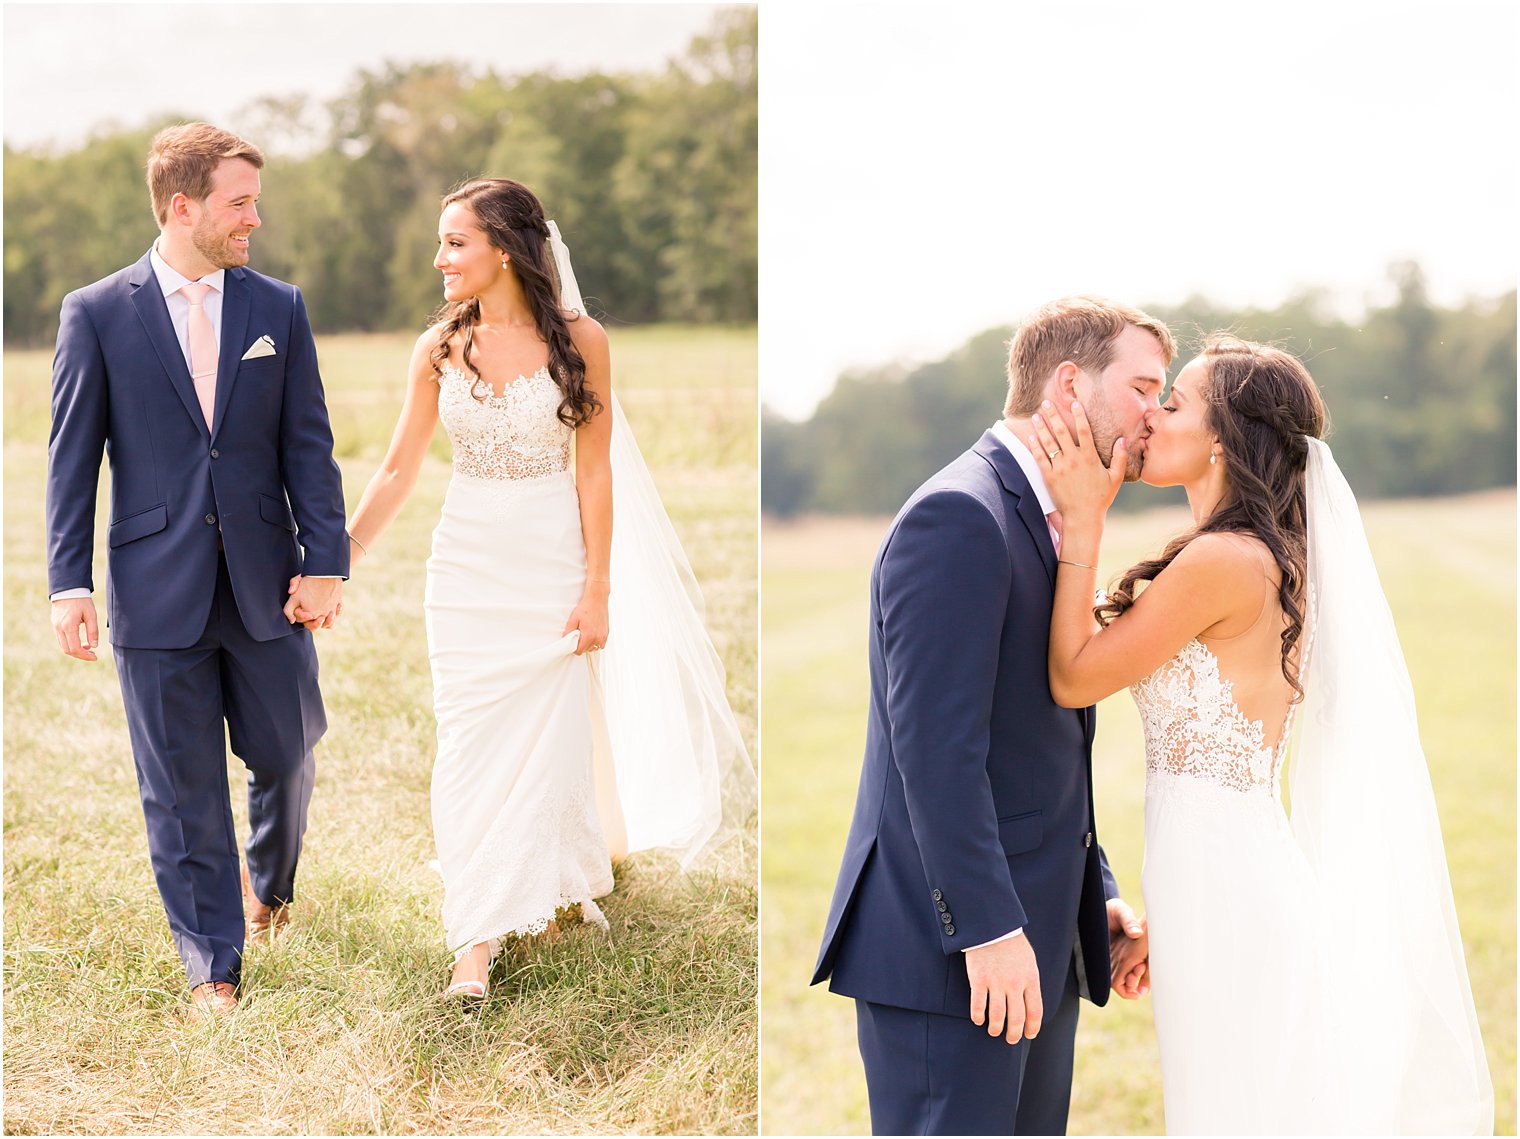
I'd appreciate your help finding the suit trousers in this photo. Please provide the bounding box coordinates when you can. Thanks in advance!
[113,554,324,987]
[856,955,1081,1136]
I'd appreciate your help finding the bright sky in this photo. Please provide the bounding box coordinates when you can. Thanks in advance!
[758,2,1519,418]
[2,3,722,149]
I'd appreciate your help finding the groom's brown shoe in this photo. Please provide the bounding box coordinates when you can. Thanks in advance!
[188,981,238,1020]
[241,863,291,945]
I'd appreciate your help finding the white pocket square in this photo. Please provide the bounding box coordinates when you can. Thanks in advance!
[241,335,277,361]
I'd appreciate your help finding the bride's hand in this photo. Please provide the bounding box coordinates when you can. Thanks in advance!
[1029,399,1127,523]
[563,587,610,656]
[1108,912,1150,999]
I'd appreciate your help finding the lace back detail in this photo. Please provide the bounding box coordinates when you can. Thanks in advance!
[1132,639,1293,795]
[437,365,572,481]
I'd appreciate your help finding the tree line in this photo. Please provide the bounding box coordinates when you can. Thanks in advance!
[3,8,756,345]
[763,264,1517,515]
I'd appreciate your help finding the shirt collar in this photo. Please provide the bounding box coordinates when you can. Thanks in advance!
[989,420,1056,516]
[150,241,225,299]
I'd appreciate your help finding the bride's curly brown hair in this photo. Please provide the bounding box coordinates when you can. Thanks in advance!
[428,177,601,428]
[1097,334,1329,699]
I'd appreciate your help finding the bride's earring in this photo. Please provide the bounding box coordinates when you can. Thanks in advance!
[1210,452,1217,466]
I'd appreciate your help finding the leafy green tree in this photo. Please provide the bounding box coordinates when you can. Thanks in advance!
[763,272,1517,516]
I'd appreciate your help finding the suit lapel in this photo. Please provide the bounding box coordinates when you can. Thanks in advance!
[973,430,1057,586]
[974,430,1089,737]
[211,268,251,443]
[128,255,208,438]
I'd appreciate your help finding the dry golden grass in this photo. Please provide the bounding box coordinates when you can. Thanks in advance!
[3,326,757,1135]
[760,493,1516,1135]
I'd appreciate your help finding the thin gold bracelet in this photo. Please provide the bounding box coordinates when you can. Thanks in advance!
[1057,558,1096,570]
[348,531,368,555]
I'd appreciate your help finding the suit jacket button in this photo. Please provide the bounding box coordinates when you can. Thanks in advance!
[931,889,943,902]
[940,911,953,925]
[935,900,947,913]
[1084,832,1093,848]
[210,448,220,459]
[204,514,217,525]
[944,924,955,936]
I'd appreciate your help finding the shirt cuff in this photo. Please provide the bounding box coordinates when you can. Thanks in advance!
[962,927,1024,952]
[300,576,342,580]
[50,588,92,601]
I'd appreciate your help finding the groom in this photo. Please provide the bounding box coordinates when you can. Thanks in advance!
[46,123,348,1017]
[813,297,1175,1134]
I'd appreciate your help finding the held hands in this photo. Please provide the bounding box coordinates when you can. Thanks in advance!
[965,933,1043,1044]
[284,575,343,631]
[51,597,100,661]
[1029,400,1126,523]
[1106,897,1150,999]
[562,581,610,656]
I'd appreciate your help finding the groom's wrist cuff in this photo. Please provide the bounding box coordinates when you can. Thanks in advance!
[962,927,1023,952]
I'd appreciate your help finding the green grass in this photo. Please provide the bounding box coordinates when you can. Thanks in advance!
[760,494,1516,1136]
[3,325,757,1135]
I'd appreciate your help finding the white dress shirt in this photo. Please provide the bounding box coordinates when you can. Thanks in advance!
[151,241,227,360]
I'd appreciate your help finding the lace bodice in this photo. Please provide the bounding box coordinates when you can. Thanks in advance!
[437,365,571,481]
[1131,639,1294,796]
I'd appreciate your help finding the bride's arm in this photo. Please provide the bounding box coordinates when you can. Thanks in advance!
[565,315,612,656]
[344,327,443,568]
[1031,403,1253,707]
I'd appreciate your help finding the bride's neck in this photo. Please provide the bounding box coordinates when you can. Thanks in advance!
[1186,480,1229,526]
[473,274,535,329]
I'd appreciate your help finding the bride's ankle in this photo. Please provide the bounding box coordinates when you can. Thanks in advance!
[451,941,491,975]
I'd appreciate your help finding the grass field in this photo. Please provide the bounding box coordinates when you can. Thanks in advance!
[3,325,758,1135]
[760,493,1517,1136]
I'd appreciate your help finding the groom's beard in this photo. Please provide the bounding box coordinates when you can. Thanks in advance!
[1083,393,1146,481]
[192,216,251,269]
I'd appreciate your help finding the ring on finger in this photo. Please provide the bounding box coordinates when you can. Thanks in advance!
[1047,450,1060,461]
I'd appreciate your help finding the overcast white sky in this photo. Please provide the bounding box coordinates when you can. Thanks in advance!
[4,2,1515,421]
[2,3,721,149]
[759,2,1518,417]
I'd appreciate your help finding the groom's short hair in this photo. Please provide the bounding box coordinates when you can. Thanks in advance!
[147,123,265,226]
[1004,296,1175,417]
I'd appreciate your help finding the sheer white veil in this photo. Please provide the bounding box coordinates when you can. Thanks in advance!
[1290,437,1492,1133]
[546,221,757,868]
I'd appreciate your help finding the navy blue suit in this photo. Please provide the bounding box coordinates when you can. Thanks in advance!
[813,431,1118,1135]
[46,251,347,987]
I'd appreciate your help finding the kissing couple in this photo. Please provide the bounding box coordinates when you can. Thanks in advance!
[46,123,754,1018]
[813,297,1492,1134]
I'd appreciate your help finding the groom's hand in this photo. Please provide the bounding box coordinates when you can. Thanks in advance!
[966,934,1042,1043]
[285,574,343,630]
[51,596,100,661]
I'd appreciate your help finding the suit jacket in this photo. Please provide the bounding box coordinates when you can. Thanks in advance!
[813,430,1118,1016]
[46,251,348,649]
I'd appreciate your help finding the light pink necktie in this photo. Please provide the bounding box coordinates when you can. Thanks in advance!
[1046,510,1063,556]
[179,282,217,427]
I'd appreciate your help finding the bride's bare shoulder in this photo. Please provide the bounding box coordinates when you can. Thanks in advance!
[1160,532,1273,590]
[564,310,607,352]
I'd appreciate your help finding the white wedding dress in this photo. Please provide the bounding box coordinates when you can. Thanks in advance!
[1136,636,1335,1134]
[1132,441,1492,1134]
[424,345,757,961]
[427,364,614,955]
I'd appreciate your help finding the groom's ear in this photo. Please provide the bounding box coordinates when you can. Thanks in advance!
[1051,361,1081,404]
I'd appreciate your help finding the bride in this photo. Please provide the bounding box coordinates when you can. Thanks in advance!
[338,177,754,998]
[1029,335,1491,1133]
